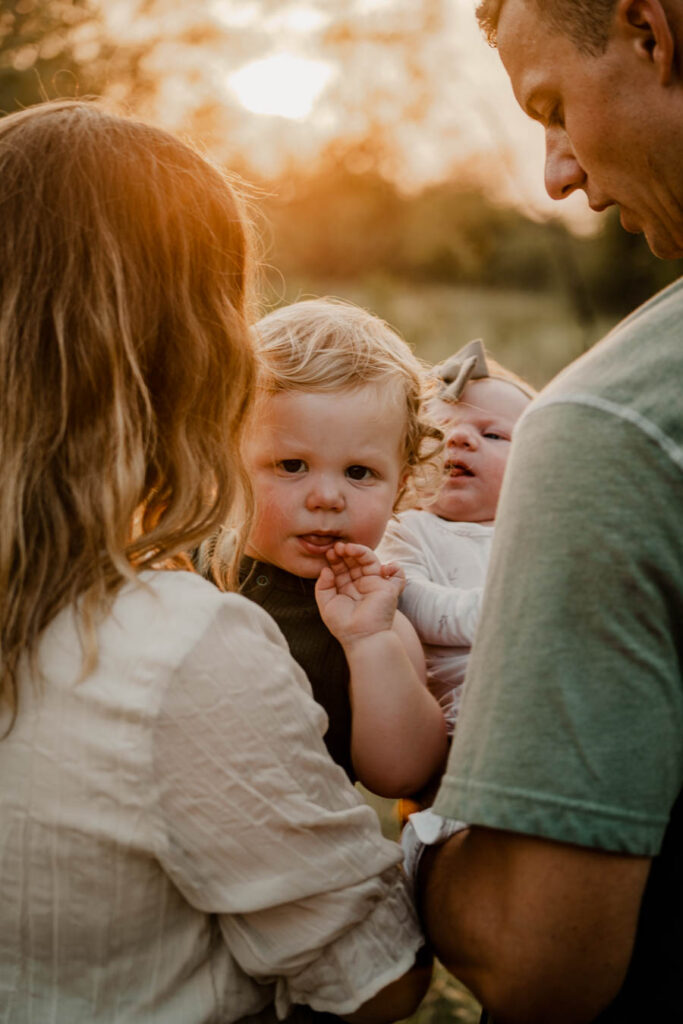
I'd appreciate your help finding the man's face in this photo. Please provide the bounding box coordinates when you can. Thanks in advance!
[496,0,683,258]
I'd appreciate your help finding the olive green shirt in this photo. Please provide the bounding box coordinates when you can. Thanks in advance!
[436,279,683,1019]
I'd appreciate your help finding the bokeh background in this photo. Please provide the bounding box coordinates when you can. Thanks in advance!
[4,0,682,390]
[3,1,681,1019]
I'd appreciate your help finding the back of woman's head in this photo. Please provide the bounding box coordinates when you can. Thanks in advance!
[0,100,255,717]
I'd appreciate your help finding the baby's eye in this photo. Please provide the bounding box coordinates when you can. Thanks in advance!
[483,431,507,441]
[346,465,374,482]
[277,459,307,474]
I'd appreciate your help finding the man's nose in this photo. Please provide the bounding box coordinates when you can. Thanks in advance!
[544,128,587,201]
[305,475,345,511]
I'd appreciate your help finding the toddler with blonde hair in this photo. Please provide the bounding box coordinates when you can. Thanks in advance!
[204,298,448,797]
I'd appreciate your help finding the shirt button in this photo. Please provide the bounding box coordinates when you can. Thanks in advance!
[256,575,269,586]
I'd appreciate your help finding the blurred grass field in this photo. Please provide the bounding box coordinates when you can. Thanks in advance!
[264,274,619,390]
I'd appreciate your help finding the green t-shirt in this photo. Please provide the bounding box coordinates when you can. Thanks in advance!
[435,278,683,1018]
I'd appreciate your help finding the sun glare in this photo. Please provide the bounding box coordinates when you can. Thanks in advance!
[227,53,335,120]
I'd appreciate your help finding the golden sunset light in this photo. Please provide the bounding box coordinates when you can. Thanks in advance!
[3,8,680,1023]
[227,52,336,120]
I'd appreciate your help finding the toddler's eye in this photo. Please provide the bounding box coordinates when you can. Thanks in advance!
[346,465,374,481]
[278,459,306,474]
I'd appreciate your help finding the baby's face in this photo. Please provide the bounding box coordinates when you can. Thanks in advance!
[427,377,530,524]
[243,384,406,578]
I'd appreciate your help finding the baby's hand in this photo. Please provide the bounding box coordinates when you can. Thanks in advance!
[315,542,405,646]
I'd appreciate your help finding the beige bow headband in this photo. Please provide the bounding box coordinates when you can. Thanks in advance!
[432,338,535,404]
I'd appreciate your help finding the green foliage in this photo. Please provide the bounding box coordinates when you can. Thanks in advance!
[259,151,683,341]
[0,0,103,113]
[403,962,481,1024]
[580,208,683,314]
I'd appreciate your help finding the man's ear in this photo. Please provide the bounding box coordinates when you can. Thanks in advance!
[616,0,675,85]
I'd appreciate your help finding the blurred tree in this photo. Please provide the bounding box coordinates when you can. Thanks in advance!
[2,0,678,334]
[261,150,572,291]
[579,208,683,316]
[260,149,681,331]
[0,0,103,112]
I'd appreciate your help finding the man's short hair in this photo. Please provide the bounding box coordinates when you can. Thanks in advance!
[476,0,618,55]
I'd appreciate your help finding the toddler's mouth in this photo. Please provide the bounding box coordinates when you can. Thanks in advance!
[298,532,343,551]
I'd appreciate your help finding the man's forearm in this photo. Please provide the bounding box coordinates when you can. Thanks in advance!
[418,826,649,1024]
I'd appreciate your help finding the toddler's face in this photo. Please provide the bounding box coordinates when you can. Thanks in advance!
[243,384,407,578]
[427,377,530,524]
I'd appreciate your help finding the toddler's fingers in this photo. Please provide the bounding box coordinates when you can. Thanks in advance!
[380,561,406,594]
[325,545,343,568]
[315,565,337,591]
[334,541,381,574]
[334,541,372,559]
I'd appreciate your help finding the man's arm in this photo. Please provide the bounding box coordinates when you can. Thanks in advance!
[419,826,651,1024]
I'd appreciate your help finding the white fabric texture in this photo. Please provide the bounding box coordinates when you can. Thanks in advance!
[400,810,469,897]
[378,510,492,722]
[0,570,422,1023]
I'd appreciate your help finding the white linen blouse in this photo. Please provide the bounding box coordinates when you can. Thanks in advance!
[0,570,421,1023]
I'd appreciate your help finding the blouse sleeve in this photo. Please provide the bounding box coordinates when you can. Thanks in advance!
[151,594,423,1018]
[380,518,483,647]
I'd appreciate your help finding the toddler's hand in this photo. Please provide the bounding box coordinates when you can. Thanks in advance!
[315,542,404,645]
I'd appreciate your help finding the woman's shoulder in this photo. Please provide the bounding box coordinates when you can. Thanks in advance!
[144,571,322,726]
[111,569,290,667]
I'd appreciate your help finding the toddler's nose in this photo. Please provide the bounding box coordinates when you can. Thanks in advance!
[305,476,345,511]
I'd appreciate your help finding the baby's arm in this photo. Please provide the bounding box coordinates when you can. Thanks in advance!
[316,542,448,798]
[379,520,483,647]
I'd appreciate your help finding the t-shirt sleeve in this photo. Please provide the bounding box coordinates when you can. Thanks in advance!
[152,594,422,1018]
[435,400,683,856]
[380,516,483,646]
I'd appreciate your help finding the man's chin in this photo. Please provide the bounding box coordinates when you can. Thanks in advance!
[629,215,683,259]
[643,229,683,260]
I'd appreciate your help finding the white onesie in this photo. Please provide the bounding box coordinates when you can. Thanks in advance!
[378,508,493,727]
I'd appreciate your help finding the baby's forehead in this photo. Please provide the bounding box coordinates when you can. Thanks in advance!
[429,377,530,422]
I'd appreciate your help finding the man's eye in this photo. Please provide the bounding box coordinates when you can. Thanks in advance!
[278,459,306,474]
[346,465,374,481]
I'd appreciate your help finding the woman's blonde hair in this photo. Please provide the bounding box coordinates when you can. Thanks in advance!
[0,100,256,725]
[254,297,442,504]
